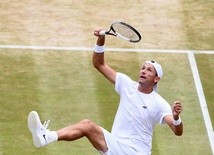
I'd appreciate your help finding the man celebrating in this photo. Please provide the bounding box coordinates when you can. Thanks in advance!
[28,29,183,155]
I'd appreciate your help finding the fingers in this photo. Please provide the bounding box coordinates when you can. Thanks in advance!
[94,29,102,36]
[173,101,183,115]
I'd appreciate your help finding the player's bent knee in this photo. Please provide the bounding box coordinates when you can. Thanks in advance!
[80,119,92,126]
[80,119,94,129]
[80,119,99,134]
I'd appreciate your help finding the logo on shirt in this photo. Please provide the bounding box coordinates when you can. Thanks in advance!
[142,106,147,109]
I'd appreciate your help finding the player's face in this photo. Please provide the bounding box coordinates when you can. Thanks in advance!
[138,63,158,85]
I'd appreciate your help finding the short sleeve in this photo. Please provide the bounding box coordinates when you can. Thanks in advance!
[115,72,133,95]
[159,101,172,124]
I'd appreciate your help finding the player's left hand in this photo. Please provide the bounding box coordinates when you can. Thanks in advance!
[172,101,182,119]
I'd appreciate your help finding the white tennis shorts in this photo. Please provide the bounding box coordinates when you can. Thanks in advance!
[98,127,136,155]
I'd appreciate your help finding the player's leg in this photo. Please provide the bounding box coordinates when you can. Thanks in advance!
[28,111,108,152]
[57,119,108,152]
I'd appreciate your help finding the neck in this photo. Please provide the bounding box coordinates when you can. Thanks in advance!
[138,84,153,94]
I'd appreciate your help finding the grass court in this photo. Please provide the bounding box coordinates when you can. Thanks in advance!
[0,0,213,154]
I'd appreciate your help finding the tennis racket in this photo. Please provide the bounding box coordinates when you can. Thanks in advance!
[99,21,141,43]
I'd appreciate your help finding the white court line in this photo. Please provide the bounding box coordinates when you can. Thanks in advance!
[188,51,214,155]
[0,44,214,153]
[0,44,214,54]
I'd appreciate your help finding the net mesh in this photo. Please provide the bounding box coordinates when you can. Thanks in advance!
[112,22,140,42]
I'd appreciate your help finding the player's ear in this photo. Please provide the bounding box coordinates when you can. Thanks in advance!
[154,76,160,83]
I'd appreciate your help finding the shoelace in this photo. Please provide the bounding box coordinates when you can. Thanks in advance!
[42,120,50,144]
[43,120,50,129]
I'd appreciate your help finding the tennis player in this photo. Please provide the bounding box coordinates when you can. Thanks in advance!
[28,29,183,155]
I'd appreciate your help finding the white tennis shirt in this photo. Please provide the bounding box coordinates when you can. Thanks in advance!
[111,73,172,154]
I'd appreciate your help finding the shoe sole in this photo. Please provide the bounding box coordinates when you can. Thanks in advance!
[28,111,44,148]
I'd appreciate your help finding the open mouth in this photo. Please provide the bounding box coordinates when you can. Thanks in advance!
[140,75,146,79]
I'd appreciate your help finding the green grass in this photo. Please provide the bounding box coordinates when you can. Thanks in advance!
[182,0,214,50]
[195,54,214,127]
[0,0,213,154]
[0,50,99,154]
[0,50,212,155]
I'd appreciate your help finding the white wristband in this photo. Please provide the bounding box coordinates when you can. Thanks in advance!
[173,117,182,126]
[94,44,104,53]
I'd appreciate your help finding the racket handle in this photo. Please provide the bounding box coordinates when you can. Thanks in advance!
[99,30,106,35]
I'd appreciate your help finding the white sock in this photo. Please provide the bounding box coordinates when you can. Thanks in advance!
[47,131,58,143]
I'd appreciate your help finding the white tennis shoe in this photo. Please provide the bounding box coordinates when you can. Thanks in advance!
[28,111,51,148]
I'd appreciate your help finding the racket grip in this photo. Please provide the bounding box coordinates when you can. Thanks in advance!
[99,30,106,35]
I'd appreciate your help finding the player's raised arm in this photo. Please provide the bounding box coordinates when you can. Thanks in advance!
[92,29,117,84]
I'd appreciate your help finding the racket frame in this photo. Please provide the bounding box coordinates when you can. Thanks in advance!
[100,21,141,43]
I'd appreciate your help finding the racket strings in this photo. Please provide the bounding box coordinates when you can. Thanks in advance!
[112,23,140,41]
